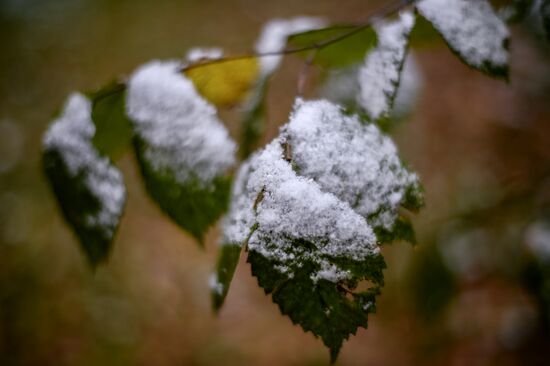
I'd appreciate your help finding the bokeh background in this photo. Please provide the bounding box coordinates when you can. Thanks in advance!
[1,0,550,365]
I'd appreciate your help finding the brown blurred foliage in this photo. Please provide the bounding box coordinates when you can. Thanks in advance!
[1,1,550,365]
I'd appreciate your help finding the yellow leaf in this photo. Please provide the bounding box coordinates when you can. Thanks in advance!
[184,57,259,107]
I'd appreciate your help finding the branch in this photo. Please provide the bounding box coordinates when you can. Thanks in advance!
[181,0,416,72]
[91,0,416,103]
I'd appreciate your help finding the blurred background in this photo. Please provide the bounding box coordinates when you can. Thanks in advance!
[1,0,550,365]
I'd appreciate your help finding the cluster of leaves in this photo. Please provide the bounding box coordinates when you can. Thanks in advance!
[41,0,546,362]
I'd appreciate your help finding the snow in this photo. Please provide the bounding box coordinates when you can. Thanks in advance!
[209,273,224,296]
[43,93,126,236]
[320,53,422,119]
[417,0,509,71]
[221,159,255,245]
[246,139,379,283]
[126,61,236,185]
[357,10,415,120]
[186,47,224,63]
[222,99,422,283]
[255,16,327,77]
[284,99,420,230]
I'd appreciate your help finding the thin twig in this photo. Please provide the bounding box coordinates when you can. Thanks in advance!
[91,0,416,103]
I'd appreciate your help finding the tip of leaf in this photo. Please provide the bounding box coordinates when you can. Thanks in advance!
[329,345,341,364]
[211,293,224,314]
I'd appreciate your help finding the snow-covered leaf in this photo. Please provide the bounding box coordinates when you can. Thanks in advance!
[216,99,423,361]
[284,99,423,234]
[184,56,259,107]
[357,11,416,121]
[43,93,126,267]
[88,81,133,160]
[287,24,377,68]
[416,0,510,78]
[211,243,243,311]
[238,17,327,160]
[321,52,423,131]
[212,159,255,309]
[126,61,236,243]
[244,139,385,361]
[255,17,327,76]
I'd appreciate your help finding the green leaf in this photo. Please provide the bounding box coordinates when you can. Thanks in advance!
[88,81,133,160]
[211,243,243,311]
[248,248,385,363]
[416,0,510,79]
[126,61,237,244]
[541,0,550,42]
[373,215,416,244]
[408,13,441,48]
[356,11,415,121]
[133,137,232,243]
[42,93,126,267]
[287,25,377,68]
[219,100,424,362]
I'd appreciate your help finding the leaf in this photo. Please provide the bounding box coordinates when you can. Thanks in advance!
[408,13,442,48]
[416,0,510,79]
[211,243,244,311]
[541,0,550,41]
[357,11,416,121]
[284,99,422,239]
[133,138,232,243]
[126,61,237,243]
[287,24,377,68]
[373,215,417,244]
[255,17,327,76]
[248,249,385,363]
[184,57,260,107]
[242,142,386,361]
[237,17,327,159]
[217,98,425,361]
[88,81,133,160]
[42,93,126,267]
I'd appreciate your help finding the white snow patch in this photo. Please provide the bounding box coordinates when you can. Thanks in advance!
[417,0,509,71]
[255,16,327,77]
[43,93,126,236]
[221,159,255,245]
[223,133,379,283]
[209,273,224,296]
[186,47,224,63]
[126,60,236,185]
[357,10,415,120]
[247,140,379,282]
[285,99,420,230]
